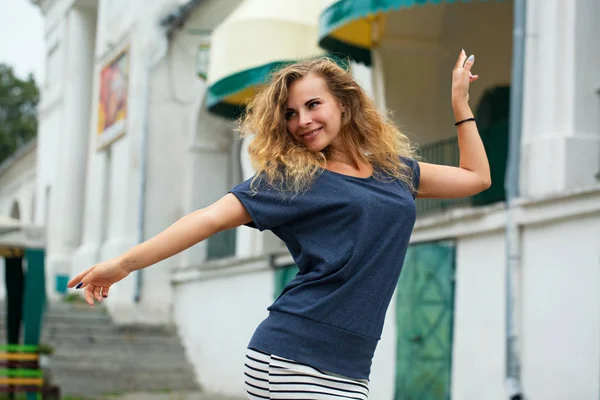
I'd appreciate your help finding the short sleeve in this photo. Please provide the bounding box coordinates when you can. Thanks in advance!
[229,175,296,231]
[402,157,420,199]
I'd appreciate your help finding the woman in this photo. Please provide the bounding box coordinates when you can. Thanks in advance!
[69,50,489,399]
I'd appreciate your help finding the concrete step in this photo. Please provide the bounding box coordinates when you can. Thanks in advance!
[110,392,245,400]
[0,323,179,341]
[56,381,199,395]
[50,349,196,364]
[0,333,185,347]
[0,306,112,324]
[0,301,200,397]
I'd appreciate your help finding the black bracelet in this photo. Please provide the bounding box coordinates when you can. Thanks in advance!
[455,117,476,126]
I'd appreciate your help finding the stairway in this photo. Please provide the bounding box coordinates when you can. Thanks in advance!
[0,300,200,398]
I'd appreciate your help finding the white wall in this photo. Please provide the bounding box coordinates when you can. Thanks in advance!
[0,147,37,224]
[452,232,506,400]
[521,213,600,400]
[134,0,255,324]
[46,5,97,298]
[173,265,273,396]
[0,145,38,300]
[369,292,398,400]
[71,0,196,324]
[522,0,600,197]
[34,103,61,229]
[381,1,513,147]
[572,0,600,189]
[34,0,68,229]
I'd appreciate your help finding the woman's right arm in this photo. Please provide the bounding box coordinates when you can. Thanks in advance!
[68,193,251,305]
[118,193,251,273]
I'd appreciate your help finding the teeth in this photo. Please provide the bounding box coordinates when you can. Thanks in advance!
[303,128,320,137]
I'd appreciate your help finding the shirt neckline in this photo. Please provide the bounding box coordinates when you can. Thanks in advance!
[322,168,375,181]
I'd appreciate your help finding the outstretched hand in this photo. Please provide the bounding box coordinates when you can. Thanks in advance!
[452,49,479,104]
[67,258,130,307]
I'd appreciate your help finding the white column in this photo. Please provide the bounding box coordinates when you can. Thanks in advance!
[71,149,110,288]
[235,136,260,258]
[234,136,284,258]
[371,49,387,112]
[522,0,599,196]
[179,105,233,268]
[350,61,374,99]
[46,7,95,298]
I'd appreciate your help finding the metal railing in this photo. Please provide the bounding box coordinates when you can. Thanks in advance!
[416,137,474,215]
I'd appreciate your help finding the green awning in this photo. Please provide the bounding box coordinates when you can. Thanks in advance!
[205,0,325,119]
[206,61,294,119]
[319,0,505,66]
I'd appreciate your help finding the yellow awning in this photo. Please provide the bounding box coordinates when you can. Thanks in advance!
[206,0,326,118]
[318,0,506,65]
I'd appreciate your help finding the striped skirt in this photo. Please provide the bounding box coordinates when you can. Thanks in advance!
[244,347,370,400]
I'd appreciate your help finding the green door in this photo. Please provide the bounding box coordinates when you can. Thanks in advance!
[395,241,456,400]
[273,264,299,300]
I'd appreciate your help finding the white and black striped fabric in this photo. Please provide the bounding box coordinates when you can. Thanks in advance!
[244,348,370,400]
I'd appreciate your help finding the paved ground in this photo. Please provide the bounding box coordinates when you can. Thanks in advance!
[110,392,244,400]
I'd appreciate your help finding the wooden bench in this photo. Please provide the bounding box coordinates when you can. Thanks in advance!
[0,344,58,400]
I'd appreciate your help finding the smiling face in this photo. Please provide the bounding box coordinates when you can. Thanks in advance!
[285,73,344,153]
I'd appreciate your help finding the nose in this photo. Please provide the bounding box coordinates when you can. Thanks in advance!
[299,110,312,127]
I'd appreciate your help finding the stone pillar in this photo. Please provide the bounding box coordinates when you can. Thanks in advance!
[46,7,95,298]
[522,0,600,196]
[71,149,110,290]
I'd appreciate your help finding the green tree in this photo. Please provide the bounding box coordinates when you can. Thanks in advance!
[0,64,39,164]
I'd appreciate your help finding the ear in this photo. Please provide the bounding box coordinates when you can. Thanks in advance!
[341,106,351,125]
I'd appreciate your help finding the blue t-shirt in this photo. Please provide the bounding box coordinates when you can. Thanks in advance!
[229,158,420,380]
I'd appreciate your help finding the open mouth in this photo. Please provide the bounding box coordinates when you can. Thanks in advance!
[300,127,322,140]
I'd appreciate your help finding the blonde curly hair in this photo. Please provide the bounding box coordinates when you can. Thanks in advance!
[236,57,417,194]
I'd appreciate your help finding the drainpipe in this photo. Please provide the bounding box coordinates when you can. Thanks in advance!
[134,31,169,303]
[504,0,527,398]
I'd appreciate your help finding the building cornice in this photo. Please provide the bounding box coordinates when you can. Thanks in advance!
[0,139,38,179]
[411,185,600,243]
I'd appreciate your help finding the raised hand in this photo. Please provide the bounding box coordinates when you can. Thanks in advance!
[452,49,479,105]
[67,258,130,307]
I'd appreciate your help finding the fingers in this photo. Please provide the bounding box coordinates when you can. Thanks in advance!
[67,266,94,288]
[455,49,467,69]
[455,49,475,71]
[463,54,475,72]
[93,286,104,303]
[84,284,96,307]
[81,284,110,307]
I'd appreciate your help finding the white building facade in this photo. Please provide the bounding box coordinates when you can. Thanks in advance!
[5,0,596,398]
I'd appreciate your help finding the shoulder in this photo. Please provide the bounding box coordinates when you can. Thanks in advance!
[398,155,420,197]
[231,172,307,202]
[399,155,419,172]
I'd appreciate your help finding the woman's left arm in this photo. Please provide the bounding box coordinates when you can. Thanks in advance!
[417,50,492,199]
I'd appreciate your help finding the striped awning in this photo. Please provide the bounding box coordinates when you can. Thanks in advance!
[206,0,326,118]
[319,0,504,65]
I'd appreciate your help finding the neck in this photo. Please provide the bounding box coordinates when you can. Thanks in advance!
[325,144,365,169]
